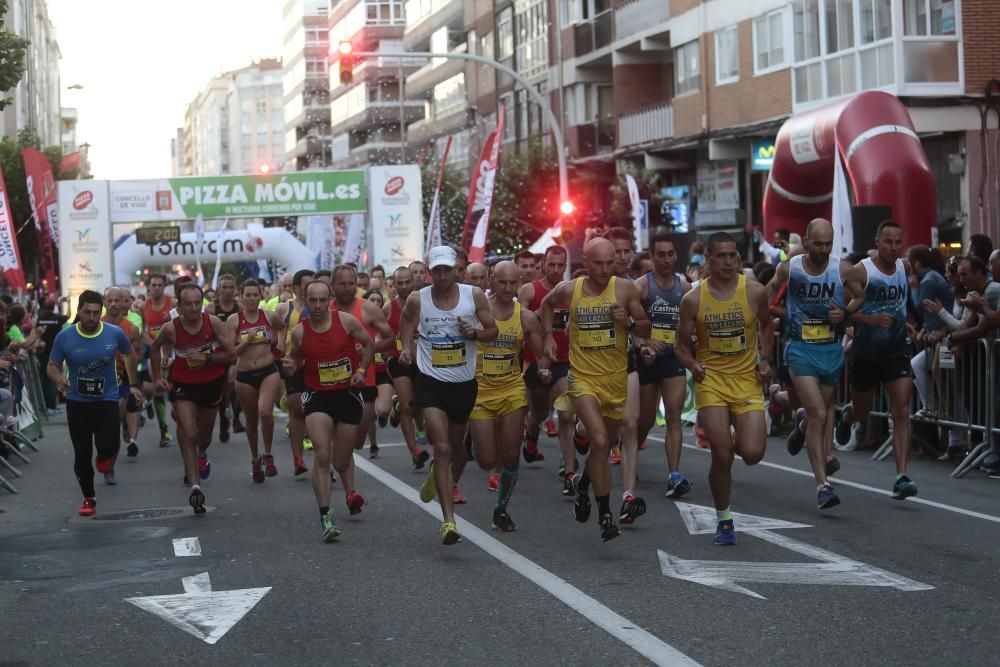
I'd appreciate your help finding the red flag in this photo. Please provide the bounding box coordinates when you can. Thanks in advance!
[21,147,59,293]
[0,167,28,291]
[460,106,505,261]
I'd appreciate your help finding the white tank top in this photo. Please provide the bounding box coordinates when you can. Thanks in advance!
[416,283,478,382]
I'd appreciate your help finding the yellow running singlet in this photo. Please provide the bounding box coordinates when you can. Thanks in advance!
[568,277,627,378]
[476,302,526,400]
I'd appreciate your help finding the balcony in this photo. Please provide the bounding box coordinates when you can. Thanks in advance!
[614,0,670,45]
[573,10,613,58]
[618,102,673,149]
[330,98,425,134]
[570,118,616,158]
[406,106,471,144]
[293,134,326,157]
[403,0,462,48]
[406,42,466,97]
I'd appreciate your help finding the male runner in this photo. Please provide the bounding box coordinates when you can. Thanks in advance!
[469,261,547,532]
[48,290,143,514]
[674,232,774,545]
[142,273,173,446]
[399,246,497,544]
[769,219,861,509]
[101,287,142,462]
[514,250,536,287]
[634,233,693,499]
[466,263,489,291]
[602,228,640,470]
[150,284,236,514]
[213,274,243,442]
[540,238,650,541]
[383,266,429,469]
[285,280,372,541]
[277,269,315,461]
[409,260,429,287]
[838,220,918,499]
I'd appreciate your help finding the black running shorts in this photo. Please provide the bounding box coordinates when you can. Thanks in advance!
[302,388,364,425]
[410,373,477,424]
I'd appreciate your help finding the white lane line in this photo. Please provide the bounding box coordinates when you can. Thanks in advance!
[646,436,1000,525]
[172,537,202,557]
[353,456,700,667]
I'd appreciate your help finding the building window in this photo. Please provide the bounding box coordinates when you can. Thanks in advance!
[860,0,892,44]
[674,40,700,96]
[497,8,514,60]
[432,74,466,120]
[515,0,549,79]
[498,93,515,142]
[824,0,854,54]
[753,9,786,73]
[793,0,821,61]
[479,31,494,59]
[715,26,739,85]
[366,0,404,25]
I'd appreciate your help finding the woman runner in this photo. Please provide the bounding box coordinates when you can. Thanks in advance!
[364,289,393,458]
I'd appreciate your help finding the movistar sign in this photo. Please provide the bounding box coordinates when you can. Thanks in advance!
[751,139,776,171]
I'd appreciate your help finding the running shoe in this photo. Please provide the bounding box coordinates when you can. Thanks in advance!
[233,417,245,434]
[198,452,211,479]
[294,457,308,476]
[220,415,231,443]
[599,514,620,542]
[252,459,265,483]
[263,453,277,477]
[189,486,206,515]
[104,471,118,486]
[321,512,341,542]
[638,440,647,451]
[159,427,173,447]
[492,508,516,532]
[78,497,96,517]
[441,521,461,545]
[574,488,592,523]
[561,473,576,497]
[523,440,544,463]
[452,485,467,505]
[545,417,558,438]
[346,491,365,515]
[145,400,154,419]
[609,446,622,465]
[389,396,401,427]
[825,456,841,477]
[412,448,430,470]
[714,520,736,546]
[891,475,918,500]
[416,429,427,446]
[487,472,499,492]
[665,472,692,499]
[138,413,146,428]
[835,423,860,452]
[618,494,646,525]
[303,438,314,452]
[818,483,840,509]
[369,443,380,460]
[95,456,114,474]
[419,462,437,503]
[786,408,806,455]
[573,425,590,455]
[834,405,854,446]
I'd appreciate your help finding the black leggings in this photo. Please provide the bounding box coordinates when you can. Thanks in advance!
[66,400,121,498]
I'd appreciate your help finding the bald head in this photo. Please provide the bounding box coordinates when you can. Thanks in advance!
[990,249,1000,276]
[492,261,520,301]
[466,262,488,289]
[803,218,834,264]
[584,238,616,284]
[103,286,128,318]
[806,218,833,240]
[585,237,614,260]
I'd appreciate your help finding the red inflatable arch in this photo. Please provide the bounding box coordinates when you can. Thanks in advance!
[763,91,935,247]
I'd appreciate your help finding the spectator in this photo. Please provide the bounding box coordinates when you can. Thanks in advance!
[689,241,706,266]
[35,297,68,413]
[968,234,993,266]
[908,245,955,415]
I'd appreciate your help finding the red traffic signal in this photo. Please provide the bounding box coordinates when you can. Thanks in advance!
[559,200,575,216]
[338,41,355,85]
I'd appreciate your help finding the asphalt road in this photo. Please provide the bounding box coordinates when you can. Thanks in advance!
[1,409,998,666]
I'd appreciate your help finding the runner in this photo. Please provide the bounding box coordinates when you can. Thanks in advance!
[466,263,489,291]
[47,290,143,515]
[141,273,173,446]
[383,266,430,469]
[399,245,498,545]
[514,250,536,288]
[284,279,373,542]
[634,233,693,499]
[409,260,429,287]
[838,220,919,499]
[539,238,650,541]
[213,274,243,443]
[363,289,393,456]
[101,287,142,462]
[277,269,315,467]
[150,283,236,515]
[227,279,291,482]
[674,232,774,545]
[469,261,547,532]
[518,246,574,490]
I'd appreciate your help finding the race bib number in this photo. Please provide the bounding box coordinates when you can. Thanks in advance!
[553,309,570,331]
[318,358,352,386]
[375,352,384,364]
[186,344,214,369]
[77,376,105,397]
[150,325,162,340]
[241,327,268,344]
[651,324,677,345]
[431,341,466,368]
[802,319,834,343]
[483,352,515,378]
[579,322,615,350]
[708,330,747,355]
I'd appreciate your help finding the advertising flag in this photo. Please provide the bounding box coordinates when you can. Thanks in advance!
[461,107,505,261]
[21,147,59,292]
[426,136,452,255]
[0,167,27,291]
[210,218,230,289]
[831,151,853,260]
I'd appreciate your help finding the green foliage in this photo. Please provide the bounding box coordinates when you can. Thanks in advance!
[420,160,467,251]
[489,140,562,255]
[608,168,666,229]
[0,0,29,111]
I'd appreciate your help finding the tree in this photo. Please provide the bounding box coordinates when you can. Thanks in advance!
[420,160,468,251]
[0,0,29,111]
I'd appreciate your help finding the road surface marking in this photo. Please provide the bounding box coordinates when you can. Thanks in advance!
[126,572,271,645]
[659,503,933,600]
[172,537,201,557]
[354,455,700,667]
[645,435,1000,525]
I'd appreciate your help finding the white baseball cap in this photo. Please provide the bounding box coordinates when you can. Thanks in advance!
[427,245,457,269]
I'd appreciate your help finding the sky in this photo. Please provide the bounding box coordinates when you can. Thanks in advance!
[49,0,285,180]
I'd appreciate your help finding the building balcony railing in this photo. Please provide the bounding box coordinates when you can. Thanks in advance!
[406,42,466,95]
[404,0,459,33]
[574,10,613,57]
[614,0,669,42]
[573,117,616,157]
[618,102,673,149]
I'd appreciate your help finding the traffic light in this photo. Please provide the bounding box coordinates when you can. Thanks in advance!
[338,41,355,86]
[257,161,272,174]
[559,200,575,216]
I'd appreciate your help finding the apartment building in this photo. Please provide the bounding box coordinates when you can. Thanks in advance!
[1,0,61,147]
[284,0,333,170]
[553,0,1000,246]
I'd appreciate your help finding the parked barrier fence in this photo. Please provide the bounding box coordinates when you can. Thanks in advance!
[1,353,50,495]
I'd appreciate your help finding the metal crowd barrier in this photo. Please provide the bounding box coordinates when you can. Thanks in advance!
[1,355,50,494]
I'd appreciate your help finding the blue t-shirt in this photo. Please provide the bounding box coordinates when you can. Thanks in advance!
[49,322,134,403]
[916,268,954,332]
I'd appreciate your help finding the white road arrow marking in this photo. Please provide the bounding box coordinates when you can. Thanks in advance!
[125,572,270,644]
[659,503,934,600]
[172,537,201,557]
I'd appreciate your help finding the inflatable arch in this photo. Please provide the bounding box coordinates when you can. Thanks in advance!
[763,91,935,247]
[114,227,317,285]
